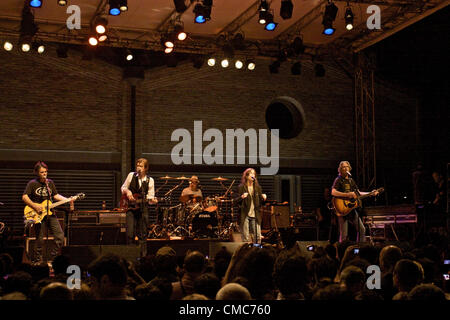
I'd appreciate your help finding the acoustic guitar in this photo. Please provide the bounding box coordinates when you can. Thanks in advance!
[332,188,384,217]
[24,193,85,224]
[119,193,162,211]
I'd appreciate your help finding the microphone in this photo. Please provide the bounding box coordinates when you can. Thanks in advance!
[251,176,255,181]
[347,171,352,177]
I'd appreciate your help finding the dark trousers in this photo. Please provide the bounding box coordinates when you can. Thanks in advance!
[126,208,148,257]
[34,216,64,262]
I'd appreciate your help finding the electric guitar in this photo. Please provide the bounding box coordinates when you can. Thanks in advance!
[24,193,85,224]
[119,193,163,211]
[332,188,384,217]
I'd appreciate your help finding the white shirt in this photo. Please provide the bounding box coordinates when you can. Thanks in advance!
[247,185,255,218]
[121,172,155,201]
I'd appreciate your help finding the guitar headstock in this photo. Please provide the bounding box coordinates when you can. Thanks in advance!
[73,193,86,200]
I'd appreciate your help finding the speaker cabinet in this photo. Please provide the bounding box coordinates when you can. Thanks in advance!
[68,225,126,245]
[261,205,290,229]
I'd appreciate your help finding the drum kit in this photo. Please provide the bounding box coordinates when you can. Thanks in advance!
[148,175,238,239]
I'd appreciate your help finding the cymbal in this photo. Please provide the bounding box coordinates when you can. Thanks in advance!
[212,176,228,181]
[159,175,173,180]
[176,176,189,180]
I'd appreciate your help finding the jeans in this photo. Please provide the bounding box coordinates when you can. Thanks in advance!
[338,210,366,243]
[241,216,261,243]
[34,216,64,262]
[126,208,148,257]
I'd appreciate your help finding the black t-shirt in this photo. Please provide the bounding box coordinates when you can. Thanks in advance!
[331,175,359,194]
[23,178,58,203]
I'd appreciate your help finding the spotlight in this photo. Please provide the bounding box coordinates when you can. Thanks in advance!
[291,61,301,75]
[94,17,108,34]
[194,4,207,24]
[109,0,121,16]
[280,0,293,20]
[29,0,42,8]
[315,63,325,77]
[322,2,338,35]
[258,0,269,24]
[221,58,229,68]
[247,60,255,70]
[37,44,45,53]
[264,12,278,31]
[162,33,175,48]
[57,0,67,6]
[173,0,187,13]
[88,35,98,46]
[19,36,32,52]
[174,24,187,41]
[56,44,68,58]
[207,57,216,66]
[3,41,13,51]
[164,47,173,54]
[269,60,280,74]
[119,0,128,11]
[126,49,133,61]
[345,7,354,30]
[32,41,45,54]
[98,34,108,42]
[235,59,243,69]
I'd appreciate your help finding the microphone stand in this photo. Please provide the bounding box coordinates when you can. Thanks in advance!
[44,180,51,265]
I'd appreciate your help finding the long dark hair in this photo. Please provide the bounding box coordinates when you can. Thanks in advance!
[241,168,260,188]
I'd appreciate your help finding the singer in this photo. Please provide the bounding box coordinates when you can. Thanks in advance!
[331,161,378,243]
[236,168,267,244]
[22,161,70,265]
[121,158,157,258]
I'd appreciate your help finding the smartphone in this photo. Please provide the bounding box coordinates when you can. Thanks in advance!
[307,245,315,251]
[443,260,450,265]
[353,248,360,254]
[253,243,263,248]
[443,274,449,281]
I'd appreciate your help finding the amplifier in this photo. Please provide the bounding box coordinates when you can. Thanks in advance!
[69,213,98,225]
[99,213,126,224]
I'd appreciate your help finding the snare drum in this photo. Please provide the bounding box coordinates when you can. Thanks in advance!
[203,197,218,213]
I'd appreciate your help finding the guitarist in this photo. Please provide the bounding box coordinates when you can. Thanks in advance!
[121,158,157,258]
[22,161,70,265]
[331,161,379,243]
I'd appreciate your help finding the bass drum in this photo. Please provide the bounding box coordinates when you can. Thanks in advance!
[191,211,218,238]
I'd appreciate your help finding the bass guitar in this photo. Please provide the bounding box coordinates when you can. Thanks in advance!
[332,188,384,217]
[24,193,85,224]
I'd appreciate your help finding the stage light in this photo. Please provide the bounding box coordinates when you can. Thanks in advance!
[29,0,42,8]
[280,0,293,20]
[3,41,13,51]
[98,34,107,42]
[37,44,45,53]
[322,2,338,35]
[109,0,121,16]
[193,4,206,24]
[119,0,128,11]
[345,7,354,30]
[315,63,325,77]
[221,58,229,68]
[207,57,216,66]
[235,59,243,69]
[57,0,67,6]
[33,41,45,53]
[88,35,98,46]
[174,24,187,41]
[162,33,175,48]
[20,36,32,52]
[258,0,269,24]
[164,47,173,54]
[126,49,133,61]
[247,60,255,70]
[291,61,301,75]
[264,12,278,31]
[269,60,280,73]
[173,0,187,13]
[95,17,108,34]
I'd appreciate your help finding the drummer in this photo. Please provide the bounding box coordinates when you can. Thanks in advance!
[180,175,203,204]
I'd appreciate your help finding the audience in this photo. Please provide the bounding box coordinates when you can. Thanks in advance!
[0,226,448,301]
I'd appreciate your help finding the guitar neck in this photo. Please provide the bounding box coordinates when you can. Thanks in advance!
[49,197,72,209]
